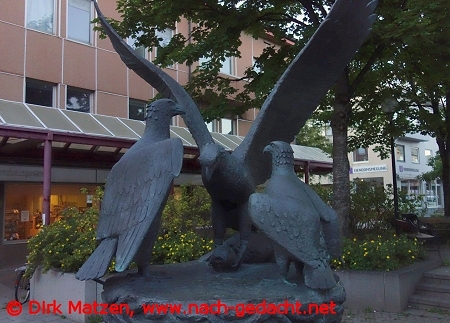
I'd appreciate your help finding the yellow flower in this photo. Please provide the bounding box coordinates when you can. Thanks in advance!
[386,256,390,259]
[353,238,357,242]
[412,256,415,259]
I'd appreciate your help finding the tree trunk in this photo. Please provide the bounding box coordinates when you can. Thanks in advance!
[331,70,351,238]
[436,92,450,218]
[440,148,450,218]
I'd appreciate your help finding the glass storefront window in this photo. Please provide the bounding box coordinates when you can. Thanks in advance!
[3,183,99,242]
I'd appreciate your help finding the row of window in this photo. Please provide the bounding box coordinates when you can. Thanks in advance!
[353,146,433,164]
[26,79,91,112]
[25,79,238,134]
[26,78,148,117]
[28,1,239,76]
[128,30,236,76]
[27,0,93,44]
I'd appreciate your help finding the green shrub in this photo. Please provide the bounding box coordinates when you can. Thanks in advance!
[26,206,99,276]
[161,185,212,233]
[26,185,213,276]
[332,234,426,271]
[152,230,213,264]
[154,185,214,264]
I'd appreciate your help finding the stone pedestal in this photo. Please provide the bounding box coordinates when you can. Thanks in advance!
[101,261,345,322]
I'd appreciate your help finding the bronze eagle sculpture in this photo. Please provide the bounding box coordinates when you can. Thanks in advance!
[91,0,377,272]
[249,141,339,289]
[76,99,184,280]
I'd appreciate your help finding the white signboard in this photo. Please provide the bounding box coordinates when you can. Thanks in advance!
[21,210,30,222]
[351,164,388,174]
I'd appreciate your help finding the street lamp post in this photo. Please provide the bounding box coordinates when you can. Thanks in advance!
[382,98,399,219]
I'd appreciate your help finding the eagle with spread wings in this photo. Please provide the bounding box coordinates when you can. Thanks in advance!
[92,0,377,271]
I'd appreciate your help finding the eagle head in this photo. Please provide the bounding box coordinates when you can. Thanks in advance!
[263,141,294,166]
[145,99,184,122]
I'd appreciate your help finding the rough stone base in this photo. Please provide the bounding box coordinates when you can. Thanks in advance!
[101,261,345,322]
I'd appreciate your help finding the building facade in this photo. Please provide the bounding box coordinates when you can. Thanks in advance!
[0,0,332,268]
[349,132,442,215]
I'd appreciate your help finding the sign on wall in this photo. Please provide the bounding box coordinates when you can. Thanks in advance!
[350,164,388,174]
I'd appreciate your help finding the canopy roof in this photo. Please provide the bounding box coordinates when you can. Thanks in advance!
[0,99,332,173]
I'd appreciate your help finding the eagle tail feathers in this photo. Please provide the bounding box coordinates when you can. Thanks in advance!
[75,238,117,281]
[303,261,336,290]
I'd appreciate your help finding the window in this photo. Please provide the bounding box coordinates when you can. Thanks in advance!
[220,57,233,75]
[353,148,368,162]
[129,99,147,121]
[425,149,432,164]
[356,177,384,187]
[252,57,261,74]
[26,0,54,34]
[3,183,99,242]
[127,31,146,58]
[206,121,216,132]
[200,56,234,75]
[396,145,405,162]
[411,147,419,163]
[325,124,333,136]
[220,118,235,135]
[68,0,92,44]
[26,79,54,107]
[154,28,174,67]
[66,87,91,113]
[155,28,173,47]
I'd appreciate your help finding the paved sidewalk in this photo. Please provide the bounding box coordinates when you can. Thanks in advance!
[1,248,449,322]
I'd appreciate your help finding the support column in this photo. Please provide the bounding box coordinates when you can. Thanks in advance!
[304,161,310,185]
[43,134,53,226]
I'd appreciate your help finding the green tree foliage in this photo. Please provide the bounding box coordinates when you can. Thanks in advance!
[353,0,450,217]
[418,153,442,182]
[349,180,424,234]
[106,0,403,237]
[105,0,315,119]
[311,180,424,235]
[295,122,332,155]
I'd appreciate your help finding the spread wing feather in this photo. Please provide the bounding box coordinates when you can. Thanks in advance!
[94,1,213,150]
[97,138,183,257]
[233,0,378,185]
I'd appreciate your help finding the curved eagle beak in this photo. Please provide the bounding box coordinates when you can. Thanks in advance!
[263,144,273,154]
[171,103,185,117]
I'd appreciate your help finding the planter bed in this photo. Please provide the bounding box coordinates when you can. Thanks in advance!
[336,257,442,312]
[30,267,103,323]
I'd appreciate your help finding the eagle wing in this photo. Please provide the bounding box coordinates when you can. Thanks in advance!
[93,1,213,150]
[233,0,377,185]
[248,193,323,264]
[97,138,183,270]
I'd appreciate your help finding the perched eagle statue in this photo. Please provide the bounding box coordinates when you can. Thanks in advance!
[76,99,184,280]
[91,0,377,272]
[249,141,339,289]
